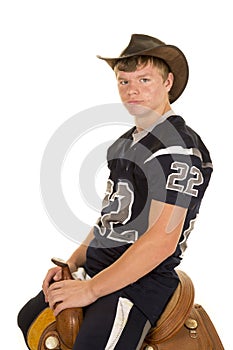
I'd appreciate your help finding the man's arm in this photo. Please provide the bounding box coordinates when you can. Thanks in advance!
[66,227,95,272]
[48,200,187,314]
[90,200,187,298]
[43,227,94,301]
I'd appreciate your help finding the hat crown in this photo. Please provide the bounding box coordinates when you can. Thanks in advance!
[120,34,165,57]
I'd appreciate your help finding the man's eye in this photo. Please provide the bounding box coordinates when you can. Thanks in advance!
[120,80,128,85]
[140,78,150,83]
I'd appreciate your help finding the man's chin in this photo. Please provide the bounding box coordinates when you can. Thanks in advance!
[124,103,152,117]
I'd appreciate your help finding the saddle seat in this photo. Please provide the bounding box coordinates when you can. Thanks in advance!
[27,259,195,350]
[141,270,195,349]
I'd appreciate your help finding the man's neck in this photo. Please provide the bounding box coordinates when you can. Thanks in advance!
[134,103,172,132]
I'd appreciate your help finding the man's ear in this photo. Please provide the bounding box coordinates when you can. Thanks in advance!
[165,72,174,92]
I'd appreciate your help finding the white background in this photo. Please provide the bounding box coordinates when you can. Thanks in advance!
[1,1,231,349]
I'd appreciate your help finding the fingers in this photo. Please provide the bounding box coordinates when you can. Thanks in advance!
[52,301,66,316]
[42,266,61,302]
[47,279,95,316]
[53,270,62,281]
[48,283,76,316]
[47,281,66,315]
[48,280,63,293]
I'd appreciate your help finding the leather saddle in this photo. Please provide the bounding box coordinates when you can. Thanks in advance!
[26,258,212,350]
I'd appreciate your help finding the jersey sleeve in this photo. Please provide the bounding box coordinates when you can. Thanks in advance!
[145,152,212,209]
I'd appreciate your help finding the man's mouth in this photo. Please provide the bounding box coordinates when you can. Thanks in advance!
[126,100,144,104]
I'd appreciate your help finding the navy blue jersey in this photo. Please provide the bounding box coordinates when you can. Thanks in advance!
[84,115,213,325]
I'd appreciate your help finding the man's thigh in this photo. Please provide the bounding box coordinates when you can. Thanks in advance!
[73,292,151,350]
[17,290,49,345]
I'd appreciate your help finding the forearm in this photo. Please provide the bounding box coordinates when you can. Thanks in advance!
[90,204,186,299]
[66,227,94,271]
[91,239,170,298]
[48,226,173,313]
[90,231,170,297]
[48,203,187,314]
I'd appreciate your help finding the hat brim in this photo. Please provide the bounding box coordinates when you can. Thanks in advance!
[97,45,189,104]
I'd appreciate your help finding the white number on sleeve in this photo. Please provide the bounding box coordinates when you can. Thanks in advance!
[166,161,204,197]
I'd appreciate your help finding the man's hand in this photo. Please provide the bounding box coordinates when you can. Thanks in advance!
[47,279,96,316]
[42,266,62,302]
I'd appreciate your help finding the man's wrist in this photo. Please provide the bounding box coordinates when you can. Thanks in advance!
[88,277,102,301]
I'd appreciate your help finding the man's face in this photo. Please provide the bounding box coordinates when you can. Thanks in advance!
[116,62,173,117]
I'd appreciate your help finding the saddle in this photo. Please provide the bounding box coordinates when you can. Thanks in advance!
[27,258,224,350]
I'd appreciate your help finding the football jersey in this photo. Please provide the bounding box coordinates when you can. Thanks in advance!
[84,114,213,325]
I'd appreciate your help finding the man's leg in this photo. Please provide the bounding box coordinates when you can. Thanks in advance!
[17,290,49,348]
[73,291,151,350]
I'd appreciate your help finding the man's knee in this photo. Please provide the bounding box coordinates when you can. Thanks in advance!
[17,290,48,340]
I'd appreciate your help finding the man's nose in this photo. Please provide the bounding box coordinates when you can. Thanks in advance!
[127,82,139,95]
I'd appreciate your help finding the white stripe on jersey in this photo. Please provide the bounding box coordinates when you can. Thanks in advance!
[179,216,197,256]
[144,146,203,164]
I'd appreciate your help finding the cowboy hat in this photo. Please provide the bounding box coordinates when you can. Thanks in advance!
[97,34,189,103]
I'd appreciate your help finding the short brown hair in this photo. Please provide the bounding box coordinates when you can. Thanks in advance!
[114,55,171,82]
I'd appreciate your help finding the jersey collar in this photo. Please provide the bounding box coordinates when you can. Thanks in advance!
[132,109,175,144]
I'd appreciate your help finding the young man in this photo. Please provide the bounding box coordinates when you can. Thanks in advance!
[18,34,213,349]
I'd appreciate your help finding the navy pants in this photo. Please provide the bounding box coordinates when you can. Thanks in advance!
[18,289,151,350]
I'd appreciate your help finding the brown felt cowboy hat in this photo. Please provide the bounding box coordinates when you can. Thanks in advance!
[97,34,189,103]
